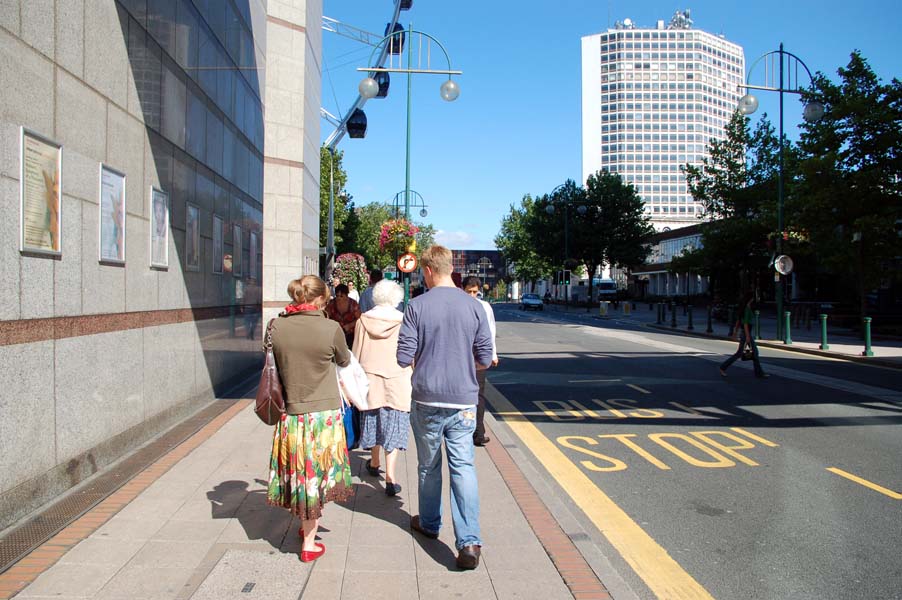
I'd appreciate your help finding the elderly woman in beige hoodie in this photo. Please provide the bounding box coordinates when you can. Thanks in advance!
[351,279,413,496]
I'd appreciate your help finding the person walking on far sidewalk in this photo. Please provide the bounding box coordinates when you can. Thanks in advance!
[720,292,769,379]
[358,269,382,313]
[398,245,494,570]
[267,275,355,563]
[463,276,498,446]
[353,279,413,497]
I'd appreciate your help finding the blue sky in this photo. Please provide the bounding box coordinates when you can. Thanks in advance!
[321,1,901,250]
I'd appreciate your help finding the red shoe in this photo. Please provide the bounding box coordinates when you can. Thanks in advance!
[300,543,326,563]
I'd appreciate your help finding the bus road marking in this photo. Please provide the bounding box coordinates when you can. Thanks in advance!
[827,468,902,500]
[487,384,715,599]
[627,383,652,394]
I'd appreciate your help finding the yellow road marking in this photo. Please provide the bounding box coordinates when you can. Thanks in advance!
[486,384,715,600]
[827,468,902,500]
[627,383,652,394]
[730,427,779,447]
[670,402,705,416]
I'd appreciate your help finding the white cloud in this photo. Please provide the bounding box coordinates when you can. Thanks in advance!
[435,230,475,247]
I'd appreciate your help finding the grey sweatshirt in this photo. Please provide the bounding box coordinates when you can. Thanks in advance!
[397,286,494,407]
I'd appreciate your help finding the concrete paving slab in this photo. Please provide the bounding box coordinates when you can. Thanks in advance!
[339,570,419,600]
[489,572,574,600]
[17,563,120,598]
[189,549,308,600]
[56,538,144,566]
[346,543,417,572]
[154,519,230,542]
[93,564,195,600]
[129,540,213,570]
[416,570,494,598]
[299,568,344,599]
[89,516,166,541]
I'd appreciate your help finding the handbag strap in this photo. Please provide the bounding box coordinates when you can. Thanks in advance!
[263,318,277,350]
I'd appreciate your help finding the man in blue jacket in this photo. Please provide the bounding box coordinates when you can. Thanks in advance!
[397,245,493,570]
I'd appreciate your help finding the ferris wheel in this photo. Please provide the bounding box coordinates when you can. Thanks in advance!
[320,0,412,150]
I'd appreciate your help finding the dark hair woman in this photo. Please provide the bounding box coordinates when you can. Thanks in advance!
[267,274,354,563]
[325,283,361,347]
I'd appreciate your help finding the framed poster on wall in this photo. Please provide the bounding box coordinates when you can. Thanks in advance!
[212,214,223,274]
[99,165,126,264]
[150,187,169,268]
[20,128,62,256]
[186,204,200,272]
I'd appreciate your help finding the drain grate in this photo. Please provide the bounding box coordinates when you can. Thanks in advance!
[0,399,241,574]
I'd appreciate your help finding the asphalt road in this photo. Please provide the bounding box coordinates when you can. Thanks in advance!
[486,303,902,600]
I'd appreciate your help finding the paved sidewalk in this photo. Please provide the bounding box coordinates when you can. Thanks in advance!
[542,302,902,367]
[3,398,609,600]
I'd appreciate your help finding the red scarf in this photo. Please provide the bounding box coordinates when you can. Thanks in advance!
[283,303,319,314]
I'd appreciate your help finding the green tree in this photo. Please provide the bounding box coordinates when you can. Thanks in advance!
[494,194,554,288]
[795,51,902,321]
[528,175,652,303]
[682,111,783,300]
[320,146,352,252]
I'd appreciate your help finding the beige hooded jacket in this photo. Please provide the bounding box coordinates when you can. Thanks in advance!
[351,306,413,412]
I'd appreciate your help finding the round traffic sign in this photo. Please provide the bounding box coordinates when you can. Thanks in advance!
[398,252,418,273]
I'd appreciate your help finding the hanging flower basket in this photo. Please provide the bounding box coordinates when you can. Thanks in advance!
[333,253,369,292]
[379,218,419,255]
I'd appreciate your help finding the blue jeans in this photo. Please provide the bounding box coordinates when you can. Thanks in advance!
[720,331,765,377]
[411,403,481,549]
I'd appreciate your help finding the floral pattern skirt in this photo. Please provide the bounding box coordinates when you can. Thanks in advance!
[267,409,354,520]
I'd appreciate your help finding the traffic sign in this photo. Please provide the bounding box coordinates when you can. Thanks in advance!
[398,252,418,273]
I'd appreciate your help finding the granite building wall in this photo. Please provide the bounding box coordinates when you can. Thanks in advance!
[0,0,319,531]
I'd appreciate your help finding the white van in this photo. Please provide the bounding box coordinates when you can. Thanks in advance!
[594,279,617,299]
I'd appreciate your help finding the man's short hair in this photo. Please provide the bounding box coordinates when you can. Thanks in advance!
[420,245,453,276]
[370,269,383,284]
[462,276,481,290]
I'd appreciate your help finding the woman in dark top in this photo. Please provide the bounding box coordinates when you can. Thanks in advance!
[719,292,769,378]
[325,283,361,347]
[267,275,354,563]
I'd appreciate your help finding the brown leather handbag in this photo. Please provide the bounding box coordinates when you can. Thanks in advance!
[254,319,285,425]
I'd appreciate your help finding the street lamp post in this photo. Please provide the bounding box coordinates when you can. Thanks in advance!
[545,182,587,309]
[359,28,461,304]
[738,44,823,342]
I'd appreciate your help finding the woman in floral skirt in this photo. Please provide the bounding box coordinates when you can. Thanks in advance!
[267,275,354,563]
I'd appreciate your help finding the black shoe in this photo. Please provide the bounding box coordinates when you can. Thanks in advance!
[385,482,401,496]
[410,515,438,539]
[365,459,381,477]
[456,545,481,570]
[473,436,491,446]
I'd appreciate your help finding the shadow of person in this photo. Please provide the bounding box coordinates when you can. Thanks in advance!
[341,450,460,571]
[206,479,294,551]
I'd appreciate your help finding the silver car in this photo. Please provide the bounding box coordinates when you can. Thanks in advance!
[519,293,544,311]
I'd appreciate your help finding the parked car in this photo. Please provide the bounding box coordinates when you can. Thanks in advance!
[520,293,544,311]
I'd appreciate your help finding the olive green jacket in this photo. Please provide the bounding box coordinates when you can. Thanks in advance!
[270,310,351,415]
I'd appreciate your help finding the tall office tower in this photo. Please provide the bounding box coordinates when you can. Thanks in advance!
[581,10,745,231]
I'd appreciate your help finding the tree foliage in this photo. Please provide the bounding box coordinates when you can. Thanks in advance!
[795,51,902,317]
[494,194,555,286]
[319,147,352,251]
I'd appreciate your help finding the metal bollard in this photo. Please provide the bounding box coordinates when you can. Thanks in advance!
[671,303,677,328]
[784,311,792,345]
[862,317,874,357]
[754,310,761,340]
[656,303,662,324]
[687,305,694,330]
[819,314,829,350]
[706,305,713,334]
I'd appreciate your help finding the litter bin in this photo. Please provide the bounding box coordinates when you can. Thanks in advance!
[599,301,609,316]
[622,302,631,316]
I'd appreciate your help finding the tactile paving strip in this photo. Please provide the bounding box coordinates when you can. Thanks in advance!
[0,399,240,574]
